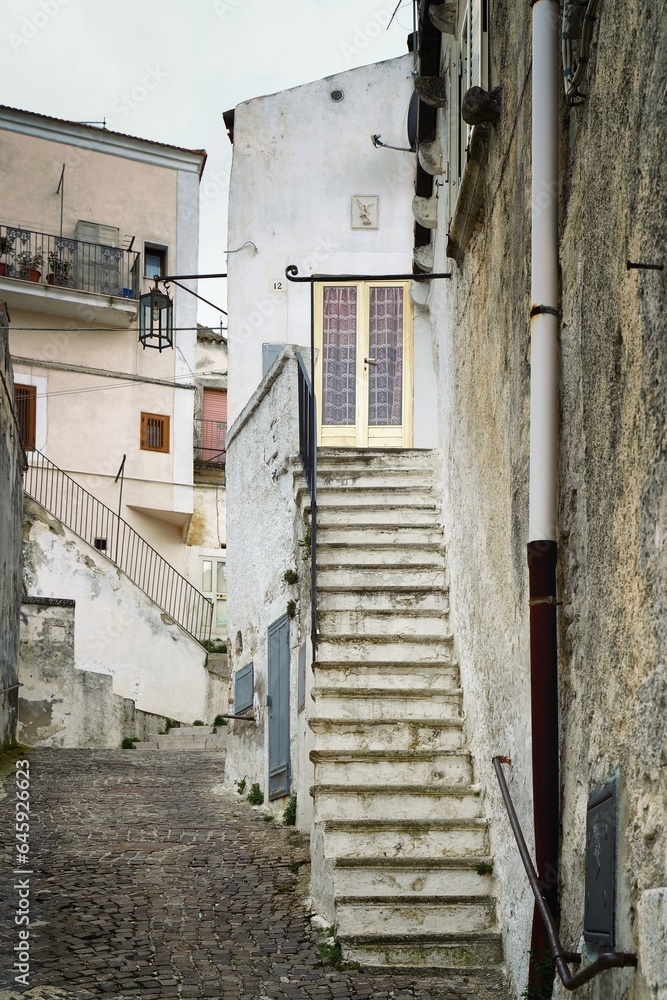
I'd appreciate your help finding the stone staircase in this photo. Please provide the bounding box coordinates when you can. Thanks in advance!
[134,725,228,751]
[308,448,504,969]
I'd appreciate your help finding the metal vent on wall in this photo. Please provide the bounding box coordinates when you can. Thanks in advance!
[584,778,617,946]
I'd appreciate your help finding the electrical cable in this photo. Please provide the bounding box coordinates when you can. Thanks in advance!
[7,325,224,332]
[23,367,227,401]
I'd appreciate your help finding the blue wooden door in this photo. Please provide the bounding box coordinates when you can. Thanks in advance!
[268,615,290,800]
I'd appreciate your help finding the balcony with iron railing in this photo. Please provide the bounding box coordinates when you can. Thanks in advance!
[194,419,227,468]
[0,223,141,326]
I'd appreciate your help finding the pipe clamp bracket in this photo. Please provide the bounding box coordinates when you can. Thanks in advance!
[530,304,560,319]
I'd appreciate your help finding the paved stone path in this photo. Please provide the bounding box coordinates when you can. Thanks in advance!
[0,749,511,1000]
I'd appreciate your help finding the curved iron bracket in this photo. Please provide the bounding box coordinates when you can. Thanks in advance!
[285,265,452,283]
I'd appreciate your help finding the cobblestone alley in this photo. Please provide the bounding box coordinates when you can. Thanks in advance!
[0,749,510,1000]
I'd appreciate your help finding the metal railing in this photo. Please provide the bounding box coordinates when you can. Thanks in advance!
[194,419,227,465]
[492,756,637,990]
[0,224,140,299]
[24,450,213,646]
[296,351,317,655]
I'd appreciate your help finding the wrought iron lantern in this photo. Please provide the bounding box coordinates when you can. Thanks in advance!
[139,278,173,352]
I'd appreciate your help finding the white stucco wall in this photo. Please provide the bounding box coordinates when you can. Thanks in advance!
[224,347,312,817]
[23,497,224,724]
[226,56,424,428]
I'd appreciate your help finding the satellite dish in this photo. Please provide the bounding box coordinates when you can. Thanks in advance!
[407,90,419,150]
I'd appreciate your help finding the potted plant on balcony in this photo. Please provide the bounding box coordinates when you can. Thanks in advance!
[16,249,44,282]
[0,237,8,277]
[47,250,72,287]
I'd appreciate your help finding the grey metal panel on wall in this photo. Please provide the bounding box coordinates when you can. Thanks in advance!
[262,343,283,377]
[234,662,254,714]
[268,614,290,800]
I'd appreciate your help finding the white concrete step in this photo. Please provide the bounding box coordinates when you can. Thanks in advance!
[316,486,436,507]
[310,749,472,786]
[311,688,461,723]
[336,896,498,937]
[311,660,460,692]
[312,785,483,823]
[317,608,449,637]
[339,932,504,969]
[148,727,220,743]
[317,543,445,568]
[309,718,464,754]
[321,818,489,860]
[316,472,435,491]
[316,447,439,472]
[134,737,227,751]
[331,857,493,899]
[317,523,443,546]
[317,586,449,613]
[316,563,447,589]
[316,634,454,664]
[171,725,217,735]
[314,503,441,526]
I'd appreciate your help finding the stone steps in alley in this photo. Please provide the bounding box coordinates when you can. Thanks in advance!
[307,448,504,970]
[133,725,228,751]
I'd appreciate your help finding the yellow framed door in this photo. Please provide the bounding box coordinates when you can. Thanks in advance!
[315,281,413,448]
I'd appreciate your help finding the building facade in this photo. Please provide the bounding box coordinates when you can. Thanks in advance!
[226,2,666,991]
[409,0,666,996]
[0,106,228,739]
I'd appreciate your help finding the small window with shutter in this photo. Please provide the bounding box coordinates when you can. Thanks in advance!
[140,412,170,453]
[15,384,37,451]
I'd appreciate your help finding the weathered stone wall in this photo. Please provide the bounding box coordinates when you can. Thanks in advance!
[426,0,667,994]
[225,346,310,815]
[18,597,172,748]
[0,302,24,749]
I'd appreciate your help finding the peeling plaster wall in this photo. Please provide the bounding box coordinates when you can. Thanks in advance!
[425,0,667,994]
[0,303,23,748]
[22,496,225,725]
[224,347,310,817]
[18,598,171,748]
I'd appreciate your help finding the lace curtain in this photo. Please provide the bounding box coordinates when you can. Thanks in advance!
[322,286,357,425]
[369,286,403,426]
[322,285,403,428]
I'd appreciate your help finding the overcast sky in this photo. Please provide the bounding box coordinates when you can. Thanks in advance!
[2,0,413,327]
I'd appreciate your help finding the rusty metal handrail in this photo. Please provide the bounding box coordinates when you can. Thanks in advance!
[492,756,637,990]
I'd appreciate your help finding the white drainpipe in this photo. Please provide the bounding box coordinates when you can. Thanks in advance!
[529,0,559,544]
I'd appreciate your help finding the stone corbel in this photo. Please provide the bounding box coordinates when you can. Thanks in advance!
[428,2,456,35]
[415,76,446,108]
[409,280,431,308]
[462,86,502,128]
[418,139,444,176]
[413,243,434,273]
[412,195,438,230]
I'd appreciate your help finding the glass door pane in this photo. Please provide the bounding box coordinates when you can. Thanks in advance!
[368,286,403,426]
[215,560,227,629]
[322,286,357,425]
[202,560,213,594]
